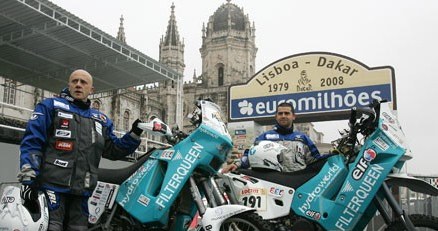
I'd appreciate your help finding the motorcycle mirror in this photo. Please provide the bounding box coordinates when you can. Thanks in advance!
[137,118,173,137]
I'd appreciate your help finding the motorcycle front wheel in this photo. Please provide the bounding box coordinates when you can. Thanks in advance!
[385,214,438,230]
[198,212,273,231]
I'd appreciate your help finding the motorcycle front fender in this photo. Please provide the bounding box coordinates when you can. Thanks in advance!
[386,173,438,196]
[200,204,255,231]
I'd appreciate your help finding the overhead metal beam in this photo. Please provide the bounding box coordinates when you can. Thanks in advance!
[0,57,65,85]
[14,0,180,81]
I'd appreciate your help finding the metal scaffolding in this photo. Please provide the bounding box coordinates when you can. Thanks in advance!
[0,0,181,93]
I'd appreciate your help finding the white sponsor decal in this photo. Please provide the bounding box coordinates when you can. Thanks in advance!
[373,137,389,151]
[336,164,384,230]
[239,188,267,211]
[137,194,150,207]
[156,143,203,208]
[53,100,70,110]
[269,187,284,197]
[1,196,15,203]
[266,134,279,139]
[54,159,69,167]
[160,150,175,160]
[340,181,354,193]
[55,129,71,138]
[58,111,73,119]
[173,151,183,160]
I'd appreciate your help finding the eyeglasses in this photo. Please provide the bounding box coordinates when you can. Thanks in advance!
[276,112,291,115]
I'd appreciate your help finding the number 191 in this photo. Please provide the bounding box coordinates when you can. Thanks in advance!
[241,196,261,208]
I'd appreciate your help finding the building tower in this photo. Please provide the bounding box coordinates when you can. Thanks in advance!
[158,3,185,127]
[200,0,257,87]
[117,15,127,44]
[180,0,257,124]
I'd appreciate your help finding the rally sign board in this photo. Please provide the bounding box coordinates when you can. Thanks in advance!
[228,52,396,123]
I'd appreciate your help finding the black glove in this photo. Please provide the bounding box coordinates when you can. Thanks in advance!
[20,183,38,202]
[130,119,143,136]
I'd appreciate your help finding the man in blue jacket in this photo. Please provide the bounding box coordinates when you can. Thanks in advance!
[17,69,143,230]
[223,102,324,173]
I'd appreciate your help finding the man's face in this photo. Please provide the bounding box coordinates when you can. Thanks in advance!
[68,70,94,102]
[275,106,295,128]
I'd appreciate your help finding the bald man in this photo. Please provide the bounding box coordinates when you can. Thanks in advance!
[68,69,95,101]
[18,69,143,230]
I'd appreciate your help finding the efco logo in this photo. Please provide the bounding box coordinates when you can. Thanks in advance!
[352,149,377,180]
[269,187,284,197]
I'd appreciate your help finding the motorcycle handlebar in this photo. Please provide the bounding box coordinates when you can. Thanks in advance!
[349,107,357,127]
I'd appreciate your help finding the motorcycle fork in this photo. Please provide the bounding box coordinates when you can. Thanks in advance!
[374,182,416,230]
[88,203,118,231]
[189,175,228,216]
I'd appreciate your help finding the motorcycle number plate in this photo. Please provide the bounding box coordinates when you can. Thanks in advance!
[239,188,267,211]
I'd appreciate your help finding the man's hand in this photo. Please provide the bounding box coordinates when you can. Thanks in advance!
[222,148,242,173]
[226,148,242,164]
[20,183,38,202]
[130,119,144,136]
[221,163,239,173]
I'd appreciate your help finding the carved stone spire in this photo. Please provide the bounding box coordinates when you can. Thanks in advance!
[117,15,126,44]
[159,3,185,76]
[163,3,180,46]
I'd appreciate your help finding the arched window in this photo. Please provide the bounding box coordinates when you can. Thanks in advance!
[218,66,224,86]
[123,110,130,131]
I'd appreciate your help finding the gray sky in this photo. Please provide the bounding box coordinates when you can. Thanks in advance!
[51,0,438,175]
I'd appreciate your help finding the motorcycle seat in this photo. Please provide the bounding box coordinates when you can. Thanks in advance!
[97,148,155,184]
[236,158,327,189]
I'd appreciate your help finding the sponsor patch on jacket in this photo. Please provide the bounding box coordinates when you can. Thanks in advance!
[58,111,73,119]
[59,119,69,129]
[293,135,305,142]
[55,129,71,138]
[30,112,44,120]
[55,140,73,151]
[265,134,279,139]
[92,113,107,123]
[53,100,70,110]
[54,159,69,168]
[46,190,58,206]
[95,121,102,136]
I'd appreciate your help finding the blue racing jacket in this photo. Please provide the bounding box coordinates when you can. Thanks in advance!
[241,124,324,172]
[18,95,140,195]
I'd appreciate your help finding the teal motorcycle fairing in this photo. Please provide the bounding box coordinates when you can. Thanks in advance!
[292,103,408,230]
[116,101,233,227]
